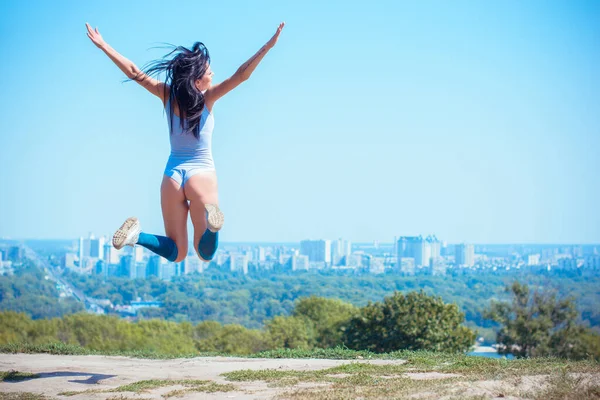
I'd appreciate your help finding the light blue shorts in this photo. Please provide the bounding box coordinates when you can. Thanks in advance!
[164,157,215,187]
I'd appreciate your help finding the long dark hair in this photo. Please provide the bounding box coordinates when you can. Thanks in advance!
[137,42,210,138]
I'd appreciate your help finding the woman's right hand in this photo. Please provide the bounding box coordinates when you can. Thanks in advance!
[86,23,107,49]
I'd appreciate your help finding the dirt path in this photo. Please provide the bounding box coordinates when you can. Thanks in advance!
[0,354,405,399]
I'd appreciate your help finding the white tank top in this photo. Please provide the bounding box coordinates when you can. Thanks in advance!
[164,97,215,170]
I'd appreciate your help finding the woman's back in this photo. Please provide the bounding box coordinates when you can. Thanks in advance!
[166,97,215,165]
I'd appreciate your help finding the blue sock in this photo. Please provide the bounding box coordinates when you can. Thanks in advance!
[137,232,178,262]
[198,229,218,260]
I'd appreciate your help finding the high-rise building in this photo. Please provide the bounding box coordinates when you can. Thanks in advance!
[62,253,78,269]
[440,241,448,257]
[399,257,416,275]
[89,237,105,260]
[397,236,420,258]
[557,257,577,270]
[291,254,309,271]
[279,253,291,265]
[369,257,385,274]
[346,253,363,268]
[104,243,126,265]
[430,257,447,276]
[397,236,433,267]
[584,256,600,270]
[79,234,94,257]
[230,253,249,274]
[134,246,145,263]
[300,239,332,263]
[184,256,205,274]
[136,263,147,279]
[570,246,583,258]
[331,238,351,265]
[147,255,161,278]
[78,233,101,271]
[78,237,87,266]
[120,255,135,279]
[216,253,229,266]
[527,254,541,266]
[103,243,112,263]
[455,244,475,267]
[416,241,431,268]
[160,263,177,281]
[176,261,185,276]
[94,260,105,275]
[255,246,266,262]
[8,246,23,262]
[103,242,123,265]
[80,257,95,271]
[427,236,441,260]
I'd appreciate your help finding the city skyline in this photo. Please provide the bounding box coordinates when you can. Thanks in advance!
[1,1,599,243]
[3,234,598,282]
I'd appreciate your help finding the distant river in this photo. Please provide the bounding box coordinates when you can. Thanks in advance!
[468,345,514,359]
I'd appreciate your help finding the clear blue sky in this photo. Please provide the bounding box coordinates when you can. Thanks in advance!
[0,0,598,244]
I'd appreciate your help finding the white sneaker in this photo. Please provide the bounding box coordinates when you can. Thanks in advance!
[205,204,224,233]
[112,217,141,250]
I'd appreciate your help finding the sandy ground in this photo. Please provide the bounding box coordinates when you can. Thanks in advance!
[3,354,596,399]
[0,354,406,399]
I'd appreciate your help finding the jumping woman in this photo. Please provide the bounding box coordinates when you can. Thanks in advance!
[85,22,285,263]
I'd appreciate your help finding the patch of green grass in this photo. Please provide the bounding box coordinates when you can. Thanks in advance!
[0,343,397,360]
[58,379,236,397]
[250,347,385,360]
[0,393,50,400]
[57,389,103,397]
[60,394,153,400]
[223,362,438,385]
[224,368,317,382]
[278,375,460,400]
[0,343,92,356]
[224,357,600,399]
[161,382,237,398]
[224,363,419,389]
[437,356,600,379]
[112,379,210,392]
[354,350,600,379]
[524,369,600,400]
[223,356,600,385]
[0,371,40,382]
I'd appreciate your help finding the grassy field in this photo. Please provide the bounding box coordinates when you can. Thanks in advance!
[222,355,600,399]
[1,343,599,399]
[0,342,405,360]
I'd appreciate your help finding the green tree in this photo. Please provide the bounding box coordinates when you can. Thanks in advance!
[292,296,358,348]
[485,281,599,359]
[343,291,475,353]
[266,316,315,349]
[0,311,32,343]
[195,323,269,354]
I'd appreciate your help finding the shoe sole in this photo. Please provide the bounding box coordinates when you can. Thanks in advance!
[112,217,139,250]
[205,204,224,232]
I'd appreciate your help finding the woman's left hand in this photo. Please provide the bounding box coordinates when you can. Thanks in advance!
[266,22,285,49]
